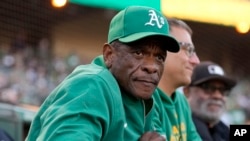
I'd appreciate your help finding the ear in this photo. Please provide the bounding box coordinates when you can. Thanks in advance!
[183,86,190,98]
[103,43,113,68]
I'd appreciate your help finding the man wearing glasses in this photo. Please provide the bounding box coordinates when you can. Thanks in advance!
[153,18,201,141]
[183,61,236,141]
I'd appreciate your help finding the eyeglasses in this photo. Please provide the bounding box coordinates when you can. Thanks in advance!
[198,83,229,96]
[178,42,196,57]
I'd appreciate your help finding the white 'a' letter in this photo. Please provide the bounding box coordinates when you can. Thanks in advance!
[145,10,164,28]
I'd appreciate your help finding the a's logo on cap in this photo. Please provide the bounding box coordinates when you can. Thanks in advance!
[208,65,224,76]
[145,10,165,28]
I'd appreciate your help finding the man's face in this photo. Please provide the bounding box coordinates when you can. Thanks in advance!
[163,26,200,86]
[105,37,167,99]
[188,80,227,124]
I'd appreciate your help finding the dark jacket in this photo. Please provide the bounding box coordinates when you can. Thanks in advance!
[0,128,14,141]
[192,114,229,141]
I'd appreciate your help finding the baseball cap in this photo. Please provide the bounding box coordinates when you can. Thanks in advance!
[190,61,236,89]
[108,6,179,52]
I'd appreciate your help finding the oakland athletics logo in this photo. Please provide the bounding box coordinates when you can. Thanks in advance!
[145,10,165,28]
[208,65,224,75]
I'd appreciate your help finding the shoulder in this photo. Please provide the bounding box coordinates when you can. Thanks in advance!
[153,88,167,99]
[152,88,166,107]
[44,64,121,107]
[174,90,185,97]
[66,64,117,88]
[174,90,188,102]
[216,121,230,131]
[152,88,161,100]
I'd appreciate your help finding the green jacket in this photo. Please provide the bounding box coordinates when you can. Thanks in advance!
[26,55,156,141]
[93,55,157,140]
[153,88,202,141]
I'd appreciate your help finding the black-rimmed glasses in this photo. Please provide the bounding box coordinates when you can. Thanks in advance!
[178,42,196,57]
[198,83,230,96]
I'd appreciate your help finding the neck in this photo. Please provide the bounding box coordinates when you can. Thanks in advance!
[158,79,177,96]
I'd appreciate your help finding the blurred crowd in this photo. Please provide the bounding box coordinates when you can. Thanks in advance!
[0,34,84,106]
[222,79,250,125]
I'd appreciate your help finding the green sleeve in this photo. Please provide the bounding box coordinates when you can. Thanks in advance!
[26,72,125,141]
[182,94,202,141]
[151,91,166,137]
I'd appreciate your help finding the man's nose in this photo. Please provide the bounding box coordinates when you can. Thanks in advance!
[190,53,200,65]
[141,59,159,74]
[211,89,225,99]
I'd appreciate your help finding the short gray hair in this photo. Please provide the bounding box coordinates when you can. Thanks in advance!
[167,18,193,35]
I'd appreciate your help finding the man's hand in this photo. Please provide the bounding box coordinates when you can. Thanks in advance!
[139,131,166,141]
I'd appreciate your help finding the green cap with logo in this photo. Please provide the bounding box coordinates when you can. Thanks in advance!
[108,6,180,52]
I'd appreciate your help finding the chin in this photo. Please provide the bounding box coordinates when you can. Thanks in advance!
[181,80,190,86]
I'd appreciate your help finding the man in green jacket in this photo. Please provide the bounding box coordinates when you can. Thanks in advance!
[153,18,202,141]
[25,6,180,141]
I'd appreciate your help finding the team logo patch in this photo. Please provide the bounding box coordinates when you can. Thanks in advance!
[145,10,165,28]
[208,65,224,75]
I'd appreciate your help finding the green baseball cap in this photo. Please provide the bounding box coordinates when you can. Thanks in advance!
[108,6,180,52]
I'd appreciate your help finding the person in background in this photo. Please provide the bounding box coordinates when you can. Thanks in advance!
[0,128,14,141]
[183,61,236,141]
[153,18,202,141]
[244,109,250,125]
[25,6,180,141]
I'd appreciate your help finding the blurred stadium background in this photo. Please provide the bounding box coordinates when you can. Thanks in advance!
[0,0,249,140]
